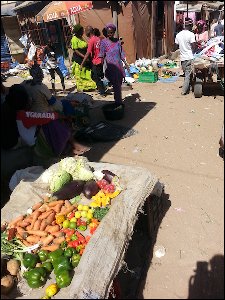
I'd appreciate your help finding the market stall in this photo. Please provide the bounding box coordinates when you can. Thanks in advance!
[1,157,163,299]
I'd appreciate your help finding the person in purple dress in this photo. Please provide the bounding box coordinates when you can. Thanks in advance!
[99,23,129,106]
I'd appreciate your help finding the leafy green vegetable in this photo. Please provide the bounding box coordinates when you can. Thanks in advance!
[60,157,94,181]
[49,170,72,192]
[70,195,81,204]
[93,207,110,221]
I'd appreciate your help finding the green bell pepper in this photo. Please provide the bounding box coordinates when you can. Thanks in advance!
[55,270,72,288]
[71,254,81,268]
[53,256,72,275]
[77,225,87,231]
[24,267,47,289]
[48,249,64,263]
[38,250,49,262]
[23,253,39,269]
[64,247,76,258]
[42,261,53,273]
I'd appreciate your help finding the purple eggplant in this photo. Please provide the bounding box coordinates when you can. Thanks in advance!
[83,180,100,199]
[53,180,85,200]
[102,170,117,183]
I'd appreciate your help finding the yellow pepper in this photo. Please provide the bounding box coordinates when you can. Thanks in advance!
[55,214,65,225]
[45,283,59,298]
[107,190,121,199]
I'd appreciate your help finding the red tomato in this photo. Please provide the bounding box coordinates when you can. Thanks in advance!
[67,212,75,220]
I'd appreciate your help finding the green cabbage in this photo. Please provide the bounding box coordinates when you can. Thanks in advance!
[49,170,72,193]
[60,157,94,181]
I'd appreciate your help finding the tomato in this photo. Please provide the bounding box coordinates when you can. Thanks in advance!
[67,212,75,220]
[97,179,108,189]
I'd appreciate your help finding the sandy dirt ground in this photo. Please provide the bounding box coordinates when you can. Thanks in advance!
[3,73,224,299]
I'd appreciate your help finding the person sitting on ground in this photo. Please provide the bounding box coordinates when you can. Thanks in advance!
[71,24,97,92]
[80,26,106,96]
[173,18,196,96]
[214,20,224,37]
[43,39,66,94]
[1,84,90,166]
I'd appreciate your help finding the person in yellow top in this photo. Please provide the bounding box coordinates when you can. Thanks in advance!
[71,24,96,92]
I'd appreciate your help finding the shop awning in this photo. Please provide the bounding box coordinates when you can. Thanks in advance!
[36,1,93,23]
[176,2,224,12]
[1,2,17,16]
[13,1,43,11]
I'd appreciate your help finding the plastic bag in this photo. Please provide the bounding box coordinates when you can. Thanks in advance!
[19,34,28,47]
[57,55,69,77]
[27,42,37,61]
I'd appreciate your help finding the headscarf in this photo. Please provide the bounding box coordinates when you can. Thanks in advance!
[197,20,206,29]
[73,24,83,35]
[185,18,193,27]
[105,23,116,32]
[29,62,44,84]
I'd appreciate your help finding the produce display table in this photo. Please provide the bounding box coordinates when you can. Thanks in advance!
[1,161,163,299]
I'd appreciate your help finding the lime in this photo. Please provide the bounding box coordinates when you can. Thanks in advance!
[75,211,81,219]
[69,222,77,229]
[82,205,89,211]
[70,217,77,223]
[62,220,70,229]
[81,211,87,218]
[78,204,83,211]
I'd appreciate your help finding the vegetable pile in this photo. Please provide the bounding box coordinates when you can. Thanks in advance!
[1,158,122,298]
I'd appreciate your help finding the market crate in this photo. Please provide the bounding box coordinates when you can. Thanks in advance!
[138,71,158,83]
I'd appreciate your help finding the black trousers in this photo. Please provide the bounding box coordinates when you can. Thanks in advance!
[49,67,65,90]
[92,64,105,94]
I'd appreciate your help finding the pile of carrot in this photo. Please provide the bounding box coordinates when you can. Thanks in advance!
[8,199,77,252]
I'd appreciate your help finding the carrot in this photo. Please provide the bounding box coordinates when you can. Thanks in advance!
[38,204,48,213]
[60,205,67,214]
[41,235,54,246]
[40,220,47,231]
[32,202,43,211]
[41,244,59,252]
[23,216,33,223]
[26,230,48,237]
[22,240,32,247]
[45,212,56,225]
[48,200,64,207]
[42,195,50,203]
[33,220,41,231]
[61,206,74,215]
[9,215,24,228]
[51,231,64,238]
[16,220,30,228]
[53,236,65,245]
[64,200,72,208]
[45,225,60,234]
[52,203,64,213]
[30,211,42,230]
[26,225,32,231]
[16,233,24,240]
[26,235,40,244]
[39,210,54,220]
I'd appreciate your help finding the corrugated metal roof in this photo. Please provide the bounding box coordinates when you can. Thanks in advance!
[13,1,42,11]
[1,2,17,16]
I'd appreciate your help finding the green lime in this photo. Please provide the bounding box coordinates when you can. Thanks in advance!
[62,220,70,229]
[69,222,77,229]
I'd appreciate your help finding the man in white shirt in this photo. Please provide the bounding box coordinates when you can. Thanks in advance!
[174,19,196,95]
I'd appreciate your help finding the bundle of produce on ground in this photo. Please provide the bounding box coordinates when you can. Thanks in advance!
[1,157,122,298]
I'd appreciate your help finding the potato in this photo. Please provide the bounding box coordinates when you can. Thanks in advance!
[1,275,14,295]
[7,259,20,276]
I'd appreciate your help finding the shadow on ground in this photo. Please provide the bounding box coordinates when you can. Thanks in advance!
[188,255,224,299]
[109,191,171,299]
[81,93,156,162]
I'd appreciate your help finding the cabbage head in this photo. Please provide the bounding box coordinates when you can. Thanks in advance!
[49,170,72,193]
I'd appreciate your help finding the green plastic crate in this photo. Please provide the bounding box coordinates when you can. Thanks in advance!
[138,71,158,83]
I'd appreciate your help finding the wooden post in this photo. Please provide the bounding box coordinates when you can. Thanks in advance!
[111,1,118,38]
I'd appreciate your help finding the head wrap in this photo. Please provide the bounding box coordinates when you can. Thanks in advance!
[29,62,43,83]
[197,20,206,27]
[73,24,83,34]
[105,23,116,31]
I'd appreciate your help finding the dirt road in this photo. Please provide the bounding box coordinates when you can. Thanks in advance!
[4,74,224,298]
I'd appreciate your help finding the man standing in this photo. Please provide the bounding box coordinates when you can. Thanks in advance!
[80,26,106,96]
[174,19,196,95]
[214,20,224,37]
